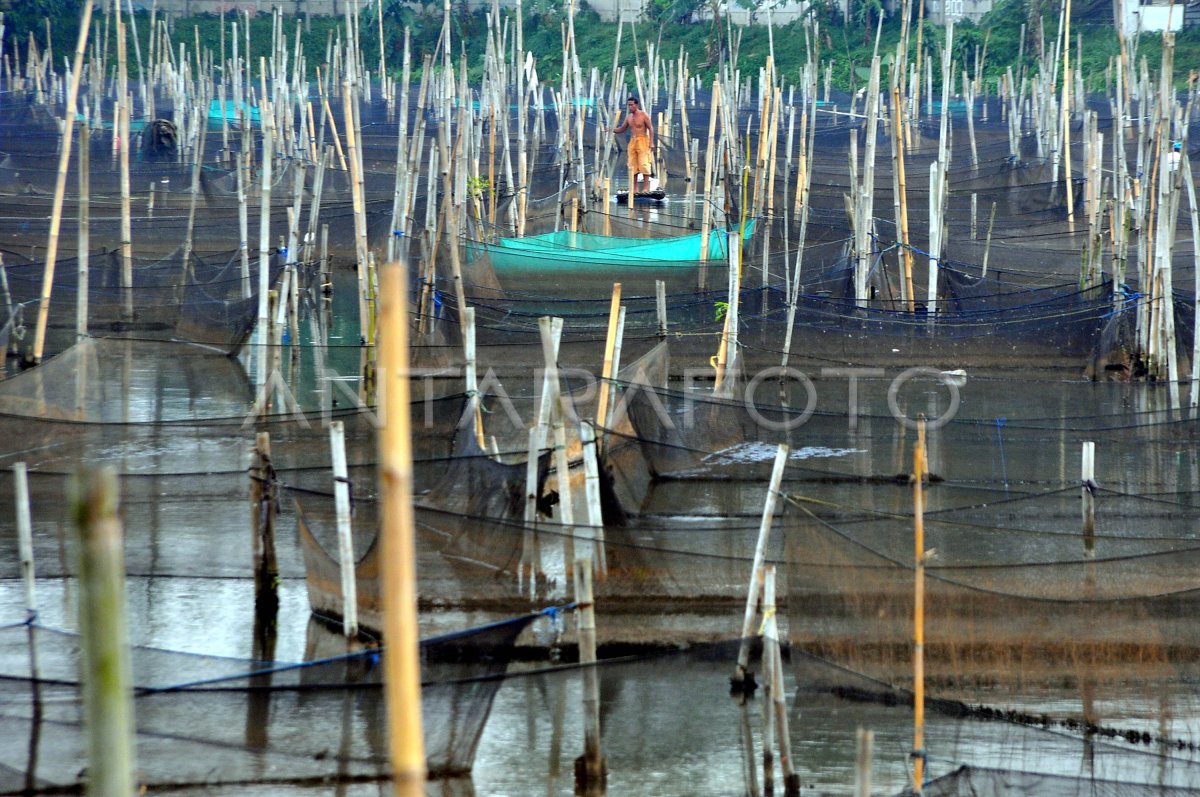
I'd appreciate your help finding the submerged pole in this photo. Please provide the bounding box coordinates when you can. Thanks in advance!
[14,462,36,619]
[250,432,279,621]
[572,557,606,793]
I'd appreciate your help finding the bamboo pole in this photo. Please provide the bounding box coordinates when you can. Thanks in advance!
[259,93,276,353]
[377,261,427,797]
[762,564,776,795]
[70,466,136,797]
[1062,0,1075,228]
[656,279,667,337]
[1081,441,1096,538]
[855,728,874,797]
[14,462,36,620]
[580,422,606,577]
[117,24,133,323]
[912,416,928,792]
[572,556,606,791]
[330,420,358,639]
[892,84,914,312]
[1183,155,1200,411]
[31,0,95,364]
[595,283,621,446]
[463,306,485,448]
[77,121,90,340]
[250,432,278,620]
[733,444,790,689]
[699,81,721,273]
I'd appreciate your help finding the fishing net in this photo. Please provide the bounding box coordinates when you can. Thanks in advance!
[0,611,546,789]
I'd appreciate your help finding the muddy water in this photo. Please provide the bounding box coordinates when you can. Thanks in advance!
[0,269,1198,794]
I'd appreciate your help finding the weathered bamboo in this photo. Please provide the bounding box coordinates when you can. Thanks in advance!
[763,565,798,796]
[1081,440,1096,538]
[259,92,276,353]
[1184,155,1200,411]
[595,282,622,445]
[579,422,606,576]
[1061,0,1075,228]
[855,728,874,797]
[14,462,36,619]
[377,261,427,797]
[70,466,136,797]
[31,0,94,363]
[698,81,721,273]
[117,23,133,323]
[463,307,485,447]
[77,121,90,340]
[541,321,575,536]
[250,432,278,618]
[343,79,372,345]
[656,279,667,337]
[891,84,914,311]
[330,420,358,639]
[733,444,789,688]
[572,557,606,791]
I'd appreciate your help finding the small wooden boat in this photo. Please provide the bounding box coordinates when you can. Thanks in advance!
[471,219,757,275]
[613,186,667,204]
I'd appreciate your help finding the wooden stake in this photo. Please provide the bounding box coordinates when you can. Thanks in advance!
[656,279,667,337]
[595,283,621,444]
[14,462,36,618]
[70,466,135,797]
[580,422,606,576]
[378,260,427,797]
[855,728,874,797]
[77,122,90,340]
[330,420,358,639]
[1081,440,1096,540]
[733,444,789,689]
[250,432,278,619]
[572,557,606,792]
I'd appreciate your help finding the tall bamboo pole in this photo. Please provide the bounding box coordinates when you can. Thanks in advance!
[912,417,927,792]
[31,0,95,364]
[77,122,90,340]
[892,84,914,311]
[1062,0,1075,228]
[378,261,426,797]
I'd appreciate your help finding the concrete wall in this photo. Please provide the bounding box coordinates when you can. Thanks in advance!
[925,0,994,25]
[1120,0,1186,36]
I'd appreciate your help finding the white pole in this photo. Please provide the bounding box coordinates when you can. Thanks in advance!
[330,420,358,638]
[734,444,790,685]
[14,462,36,617]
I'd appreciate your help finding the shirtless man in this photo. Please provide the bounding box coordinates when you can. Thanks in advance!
[612,96,655,190]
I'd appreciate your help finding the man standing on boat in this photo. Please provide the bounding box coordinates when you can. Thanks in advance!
[612,96,656,192]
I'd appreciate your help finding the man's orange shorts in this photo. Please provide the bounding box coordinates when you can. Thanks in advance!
[628,134,653,178]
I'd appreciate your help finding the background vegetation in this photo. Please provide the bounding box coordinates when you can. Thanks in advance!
[3,0,1197,92]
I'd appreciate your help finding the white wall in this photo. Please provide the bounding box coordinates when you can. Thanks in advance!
[1121,1,1185,37]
